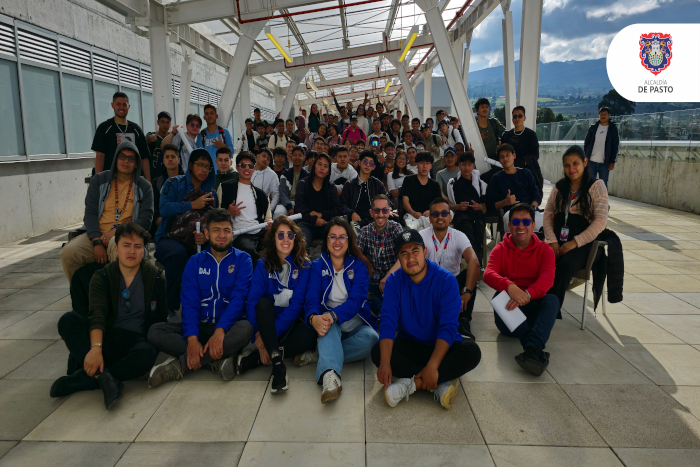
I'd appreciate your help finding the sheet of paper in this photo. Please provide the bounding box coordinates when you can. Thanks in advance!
[490,290,527,332]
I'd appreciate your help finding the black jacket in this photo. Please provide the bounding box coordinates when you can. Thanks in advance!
[151,167,184,236]
[340,176,390,218]
[295,167,345,224]
[584,121,620,165]
[592,229,624,309]
[219,180,269,225]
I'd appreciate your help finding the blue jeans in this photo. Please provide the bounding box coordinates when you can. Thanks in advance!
[588,161,610,187]
[368,282,383,317]
[494,295,559,351]
[316,321,378,383]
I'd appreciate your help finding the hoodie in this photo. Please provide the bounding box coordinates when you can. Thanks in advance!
[251,166,280,212]
[483,233,555,300]
[279,166,310,211]
[295,156,347,224]
[83,141,154,240]
[329,163,358,192]
[295,115,308,143]
[234,130,260,154]
[155,148,217,242]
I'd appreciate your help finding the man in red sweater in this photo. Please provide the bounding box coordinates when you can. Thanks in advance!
[484,203,558,376]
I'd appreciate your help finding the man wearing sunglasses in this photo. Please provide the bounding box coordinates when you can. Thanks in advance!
[161,114,205,172]
[419,198,480,339]
[340,150,390,229]
[52,223,166,409]
[483,203,557,376]
[500,106,544,197]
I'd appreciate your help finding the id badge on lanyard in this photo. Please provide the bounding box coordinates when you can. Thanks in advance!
[560,191,576,242]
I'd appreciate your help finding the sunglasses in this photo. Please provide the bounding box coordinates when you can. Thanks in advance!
[372,207,391,215]
[431,210,450,218]
[512,114,525,119]
[328,235,349,244]
[276,232,296,240]
[238,163,255,169]
[511,218,532,226]
[117,153,136,163]
[121,288,131,314]
[361,160,376,167]
[188,122,201,128]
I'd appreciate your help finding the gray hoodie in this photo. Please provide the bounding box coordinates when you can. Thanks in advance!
[251,166,280,212]
[329,163,358,192]
[83,141,154,240]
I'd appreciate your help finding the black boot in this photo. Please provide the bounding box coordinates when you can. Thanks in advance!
[96,369,124,410]
[50,369,97,398]
[270,355,288,394]
[515,345,550,376]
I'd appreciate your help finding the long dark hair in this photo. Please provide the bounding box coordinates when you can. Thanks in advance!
[555,145,594,221]
[321,218,373,276]
[260,216,310,273]
[317,124,327,138]
[392,152,411,179]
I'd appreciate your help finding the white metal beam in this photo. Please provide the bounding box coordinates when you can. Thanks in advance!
[517,0,543,131]
[388,54,421,120]
[149,14,174,120]
[240,71,251,124]
[450,39,462,117]
[281,68,310,121]
[167,0,238,26]
[298,85,402,106]
[282,66,424,94]
[502,8,516,129]
[177,44,194,126]
[422,68,432,122]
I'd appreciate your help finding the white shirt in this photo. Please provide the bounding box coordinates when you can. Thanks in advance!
[270,133,291,149]
[387,173,406,193]
[406,164,419,174]
[326,269,363,332]
[232,182,260,233]
[590,124,609,164]
[419,226,472,276]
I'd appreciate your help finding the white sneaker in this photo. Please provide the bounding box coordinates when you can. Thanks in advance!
[384,377,416,408]
[321,371,342,403]
[432,379,459,410]
[294,349,318,367]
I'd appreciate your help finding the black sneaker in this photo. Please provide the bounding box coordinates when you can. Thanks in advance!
[50,369,97,398]
[236,349,262,375]
[270,356,289,394]
[458,318,475,340]
[515,345,549,376]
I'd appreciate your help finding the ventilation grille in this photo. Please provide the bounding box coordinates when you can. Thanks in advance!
[93,54,118,82]
[172,79,180,98]
[17,29,58,67]
[59,43,90,75]
[0,23,15,56]
[141,68,152,91]
[119,61,140,88]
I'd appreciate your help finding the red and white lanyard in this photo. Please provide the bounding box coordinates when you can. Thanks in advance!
[432,232,450,267]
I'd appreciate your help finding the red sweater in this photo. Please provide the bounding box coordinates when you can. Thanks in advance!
[484,233,555,299]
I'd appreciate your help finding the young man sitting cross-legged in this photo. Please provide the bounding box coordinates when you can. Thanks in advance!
[372,229,482,410]
[147,208,254,386]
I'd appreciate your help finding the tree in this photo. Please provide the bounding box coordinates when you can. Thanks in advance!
[536,107,556,124]
[493,106,506,124]
[555,113,565,122]
[598,89,635,116]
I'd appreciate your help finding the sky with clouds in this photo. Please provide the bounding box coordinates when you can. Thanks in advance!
[435,0,698,74]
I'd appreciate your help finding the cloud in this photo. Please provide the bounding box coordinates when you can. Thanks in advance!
[585,0,673,21]
[543,0,571,15]
[539,32,617,62]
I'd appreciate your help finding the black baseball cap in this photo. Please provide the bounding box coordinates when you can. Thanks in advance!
[350,113,358,121]
[420,123,431,131]
[396,229,425,251]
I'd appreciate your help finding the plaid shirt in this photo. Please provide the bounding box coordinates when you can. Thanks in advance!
[357,220,403,282]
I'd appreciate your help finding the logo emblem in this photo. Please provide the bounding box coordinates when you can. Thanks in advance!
[292,269,299,280]
[348,269,355,280]
[402,232,411,241]
[228,264,235,273]
[640,33,672,75]
[150,301,156,311]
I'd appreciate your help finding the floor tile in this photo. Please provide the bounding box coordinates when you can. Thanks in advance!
[249,380,365,443]
[365,381,484,445]
[116,442,245,467]
[625,233,680,241]
[656,261,700,274]
[661,386,700,421]
[621,251,650,261]
[629,251,697,263]
[137,381,267,442]
[473,290,494,312]
[464,382,604,447]
[0,290,19,300]
[0,340,54,378]
[620,241,666,251]
[571,313,684,344]
[0,311,64,340]
[488,446,623,467]
[635,275,700,293]
[624,260,679,275]
[676,250,700,260]
[545,342,652,385]
[239,442,364,467]
[621,292,700,314]
[0,274,58,289]
[562,290,637,315]
[0,311,35,331]
[668,232,700,241]
[40,296,72,311]
[28,274,69,290]
[462,341,555,383]
[0,442,16,460]
[0,441,128,467]
[13,259,64,274]
[0,289,68,311]
[548,312,607,342]
[563,384,700,448]
[610,343,700,385]
[367,444,494,467]
[470,313,504,342]
[5,340,68,380]
[645,315,700,344]
[613,448,700,467]
[0,380,66,441]
[672,293,700,309]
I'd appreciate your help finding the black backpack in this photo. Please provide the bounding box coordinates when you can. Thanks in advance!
[200,126,225,146]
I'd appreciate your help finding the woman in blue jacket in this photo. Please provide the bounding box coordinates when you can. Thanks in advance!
[240,216,317,393]
[303,218,378,403]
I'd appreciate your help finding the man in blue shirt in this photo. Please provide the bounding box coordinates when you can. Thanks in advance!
[199,104,234,173]
[372,230,481,410]
[147,208,253,387]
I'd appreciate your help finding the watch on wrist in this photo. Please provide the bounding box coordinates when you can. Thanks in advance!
[461,287,473,295]
[92,239,104,247]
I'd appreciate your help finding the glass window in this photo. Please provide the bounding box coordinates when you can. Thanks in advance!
[0,59,25,157]
[142,92,154,133]
[189,102,198,115]
[62,74,95,154]
[21,65,65,155]
[121,87,142,128]
[95,80,118,125]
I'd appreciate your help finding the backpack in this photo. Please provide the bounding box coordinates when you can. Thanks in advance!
[166,189,214,252]
[200,126,225,147]
[489,118,503,139]
[342,127,365,142]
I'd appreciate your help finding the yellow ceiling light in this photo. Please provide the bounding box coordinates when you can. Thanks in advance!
[399,25,420,63]
[323,99,328,105]
[308,80,319,93]
[265,25,292,63]
[384,79,392,93]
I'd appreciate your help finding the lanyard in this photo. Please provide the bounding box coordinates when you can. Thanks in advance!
[372,228,388,261]
[114,179,133,222]
[563,190,579,227]
[432,231,451,267]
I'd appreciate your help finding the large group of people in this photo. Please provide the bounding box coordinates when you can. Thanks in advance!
[54,90,620,412]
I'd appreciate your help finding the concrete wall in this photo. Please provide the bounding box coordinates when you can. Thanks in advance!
[539,142,700,214]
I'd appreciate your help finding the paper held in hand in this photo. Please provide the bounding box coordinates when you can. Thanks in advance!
[490,290,527,332]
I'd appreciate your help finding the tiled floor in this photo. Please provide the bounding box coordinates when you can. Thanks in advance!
[3,190,700,466]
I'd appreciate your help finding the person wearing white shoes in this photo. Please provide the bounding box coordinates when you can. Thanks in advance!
[372,229,481,410]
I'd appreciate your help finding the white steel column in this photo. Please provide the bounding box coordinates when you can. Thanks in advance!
[280,67,309,122]
[416,0,488,171]
[176,44,194,127]
[217,21,265,128]
[240,71,251,122]
[275,93,284,115]
[517,0,543,130]
[149,17,174,119]
[233,97,243,138]
[450,39,463,117]
[388,55,421,120]
[422,67,432,122]
[502,4,517,129]
[462,30,472,91]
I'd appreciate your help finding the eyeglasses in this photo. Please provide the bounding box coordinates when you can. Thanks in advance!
[117,153,136,163]
[328,235,349,244]
[361,160,376,167]
[511,218,532,226]
[276,232,296,240]
[372,207,391,215]
[188,122,201,128]
[238,163,255,169]
[396,157,407,162]
[431,210,450,218]
[121,288,131,314]
[512,114,525,119]
[194,162,213,172]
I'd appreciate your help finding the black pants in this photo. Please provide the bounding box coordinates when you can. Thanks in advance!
[147,320,253,368]
[298,221,325,249]
[233,233,259,263]
[371,337,481,384]
[255,297,318,358]
[58,311,157,382]
[454,217,485,267]
[548,242,592,310]
[455,269,477,322]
